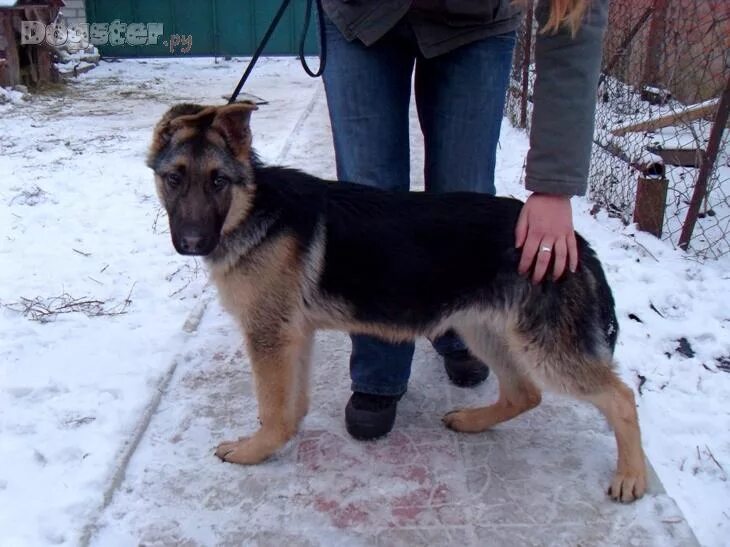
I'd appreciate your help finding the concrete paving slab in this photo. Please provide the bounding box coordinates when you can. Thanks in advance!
[89,301,698,546]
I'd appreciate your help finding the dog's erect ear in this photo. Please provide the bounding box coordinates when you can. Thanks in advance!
[211,101,259,159]
[147,103,211,167]
[148,101,258,167]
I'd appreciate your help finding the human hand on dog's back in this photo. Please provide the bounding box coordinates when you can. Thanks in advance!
[515,0,608,284]
[515,193,578,284]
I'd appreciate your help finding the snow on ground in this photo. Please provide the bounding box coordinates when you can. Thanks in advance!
[0,58,728,546]
[0,86,27,106]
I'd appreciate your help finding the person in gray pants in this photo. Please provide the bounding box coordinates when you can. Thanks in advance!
[320,0,607,440]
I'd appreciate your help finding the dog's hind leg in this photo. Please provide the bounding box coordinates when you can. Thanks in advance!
[215,328,312,465]
[582,372,647,502]
[514,330,647,502]
[443,366,541,433]
[443,327,541,433]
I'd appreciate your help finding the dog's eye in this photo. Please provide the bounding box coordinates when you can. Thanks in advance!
[213,175,230,189]
[165,173,182,188]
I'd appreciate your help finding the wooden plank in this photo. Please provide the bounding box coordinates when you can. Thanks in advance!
[611,98,720,136]
[2,4,58,11]
[646,146,704,168]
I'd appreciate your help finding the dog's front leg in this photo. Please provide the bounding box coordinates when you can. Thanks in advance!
[215,328,308,465]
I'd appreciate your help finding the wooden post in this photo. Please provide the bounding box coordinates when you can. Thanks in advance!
[37,47,55,84]
[678,76,730,250]
[641,0,668,88]
[519,1,534,129]
[633,174,668,238]
[0,12,21,87]
[598,6,654,89]
[36,6,56,85]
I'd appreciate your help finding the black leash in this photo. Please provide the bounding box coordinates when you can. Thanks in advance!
[228,0,326,104]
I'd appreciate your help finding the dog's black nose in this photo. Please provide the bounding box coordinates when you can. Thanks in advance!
[180,234,206,254]
[174,228,217,256]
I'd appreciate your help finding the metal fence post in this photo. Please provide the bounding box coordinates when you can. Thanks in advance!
[678,75,730,250]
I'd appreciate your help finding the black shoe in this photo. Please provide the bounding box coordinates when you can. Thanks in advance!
[444,350,490,387]
[345,392,400,440]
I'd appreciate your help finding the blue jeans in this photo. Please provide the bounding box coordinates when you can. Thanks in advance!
[322,16,515,397]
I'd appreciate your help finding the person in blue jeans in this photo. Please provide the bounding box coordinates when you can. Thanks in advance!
[320,0,607,439]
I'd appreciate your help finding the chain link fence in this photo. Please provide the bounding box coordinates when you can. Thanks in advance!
[506,0,730,259]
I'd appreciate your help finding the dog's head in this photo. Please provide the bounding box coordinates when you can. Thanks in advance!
[147,102,258,256]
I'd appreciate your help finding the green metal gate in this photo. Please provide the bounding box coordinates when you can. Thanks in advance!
[85,0,318,57]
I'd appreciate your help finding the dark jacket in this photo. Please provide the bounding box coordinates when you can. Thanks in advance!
[321,0,608,196]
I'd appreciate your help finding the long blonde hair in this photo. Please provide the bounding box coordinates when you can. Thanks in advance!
[515,0,589,35]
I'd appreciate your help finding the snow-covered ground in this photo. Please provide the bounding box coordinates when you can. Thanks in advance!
[0,58,728,546]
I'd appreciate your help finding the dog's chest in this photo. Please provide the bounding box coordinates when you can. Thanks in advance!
[210,267,258,320]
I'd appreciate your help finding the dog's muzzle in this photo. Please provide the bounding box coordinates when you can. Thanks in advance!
[174,232,217,256]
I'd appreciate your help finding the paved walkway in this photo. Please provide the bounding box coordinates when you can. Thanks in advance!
[87,297,697,546]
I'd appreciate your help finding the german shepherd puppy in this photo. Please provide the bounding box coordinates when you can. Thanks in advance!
[148,102,647,503]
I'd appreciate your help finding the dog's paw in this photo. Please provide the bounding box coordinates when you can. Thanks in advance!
[214,437,270,465]
[608,469,647,503]
[443,408,480,433]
